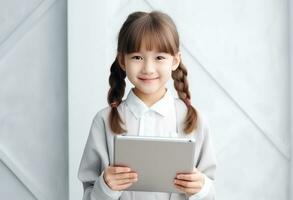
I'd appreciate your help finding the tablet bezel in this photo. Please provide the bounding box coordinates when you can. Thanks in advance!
[113,135,196,193]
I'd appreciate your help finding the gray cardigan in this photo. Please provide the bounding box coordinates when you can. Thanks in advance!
[78,98,217,200]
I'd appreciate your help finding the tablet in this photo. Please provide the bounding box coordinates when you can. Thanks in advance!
[113,135,196,193]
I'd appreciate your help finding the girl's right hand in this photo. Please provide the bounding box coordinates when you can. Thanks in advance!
[103,166,138,191]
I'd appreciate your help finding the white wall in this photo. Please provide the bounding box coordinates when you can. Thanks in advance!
[0,0,68,199]
[69,0,291,200]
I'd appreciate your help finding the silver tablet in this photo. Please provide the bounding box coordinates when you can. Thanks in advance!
[113,135,196,193]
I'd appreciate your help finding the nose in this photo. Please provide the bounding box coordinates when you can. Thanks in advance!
[142,59,155,74]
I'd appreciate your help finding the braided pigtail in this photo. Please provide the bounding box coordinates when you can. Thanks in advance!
[172,61,198,134]
[107,57,127,134]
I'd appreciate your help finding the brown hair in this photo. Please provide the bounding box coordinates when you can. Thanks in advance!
[107,11,198,134]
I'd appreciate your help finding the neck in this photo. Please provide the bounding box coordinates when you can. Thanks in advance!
[133,87,167,107]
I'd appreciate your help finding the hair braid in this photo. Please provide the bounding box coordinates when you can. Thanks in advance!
[107,57,127,134]
[172,62,198,133]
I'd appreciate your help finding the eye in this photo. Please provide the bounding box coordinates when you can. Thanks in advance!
[157,56,166,60]
[131,56,143,60]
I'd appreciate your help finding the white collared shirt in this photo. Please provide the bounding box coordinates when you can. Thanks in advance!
[98,88,211,200]
[125,88,177,137]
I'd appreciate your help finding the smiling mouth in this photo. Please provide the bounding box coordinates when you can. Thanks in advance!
[138,77,159,83]
[138,77,159,80]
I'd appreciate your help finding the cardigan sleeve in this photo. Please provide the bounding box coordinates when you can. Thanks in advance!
[193,113,217,200]
[77,112,122,200]
[174,99,217,200]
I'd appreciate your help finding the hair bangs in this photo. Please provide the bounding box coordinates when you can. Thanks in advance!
[122,15,178,55]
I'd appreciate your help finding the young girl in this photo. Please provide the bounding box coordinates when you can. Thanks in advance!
[78,11,217,200]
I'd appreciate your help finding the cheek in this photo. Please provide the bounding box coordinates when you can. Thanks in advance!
[158,64,173,77]
[125,66,139,80]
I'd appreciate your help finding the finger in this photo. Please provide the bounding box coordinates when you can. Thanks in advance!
[115,177,138,185]
[174,179,202,188]
[176,168,197,176]
[115,172,138,180]
[109,166,131,174]
[174,184,200,195]
[176,173,201,181]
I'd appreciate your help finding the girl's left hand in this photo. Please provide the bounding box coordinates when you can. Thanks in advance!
[174,167,205,196]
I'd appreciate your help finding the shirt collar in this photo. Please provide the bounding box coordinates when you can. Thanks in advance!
[125,88,174,119]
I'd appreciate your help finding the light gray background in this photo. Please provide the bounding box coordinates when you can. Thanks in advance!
[0,0,292,200]
[0,0,68,199]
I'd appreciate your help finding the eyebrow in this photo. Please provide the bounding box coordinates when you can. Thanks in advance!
[129,51,168,54]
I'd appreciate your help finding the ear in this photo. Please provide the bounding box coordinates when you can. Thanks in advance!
[171,52,181,71]
[117,53,126,71]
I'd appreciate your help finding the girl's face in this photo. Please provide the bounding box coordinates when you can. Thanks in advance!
[119,46,180,103]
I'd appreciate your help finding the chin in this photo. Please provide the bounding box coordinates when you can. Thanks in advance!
[136,86,164,95]
[138,89,158,94]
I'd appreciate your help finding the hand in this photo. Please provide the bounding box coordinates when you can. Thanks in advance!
[174,167,205,196]
[103,166,138,191]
